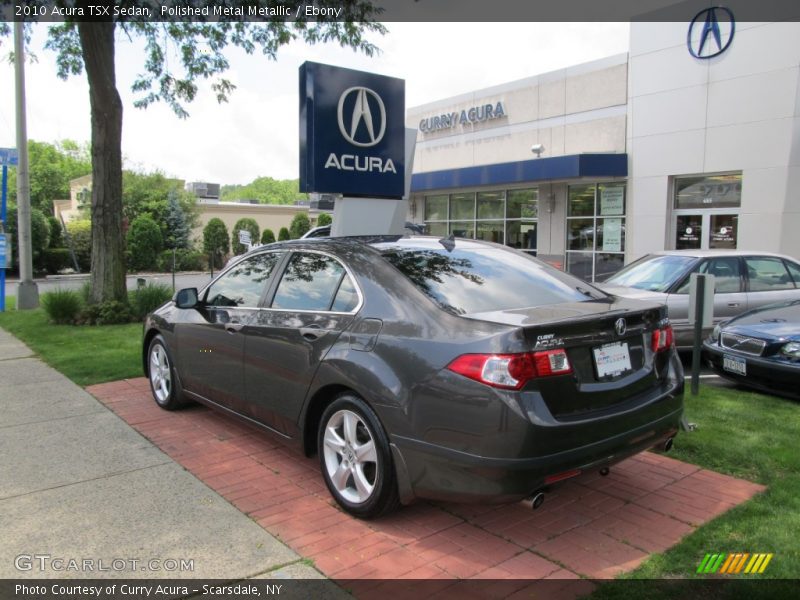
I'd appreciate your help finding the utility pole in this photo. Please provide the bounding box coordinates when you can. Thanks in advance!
[15,21,38,309]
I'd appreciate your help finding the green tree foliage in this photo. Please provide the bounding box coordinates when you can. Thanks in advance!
[261,229,276,244]
[122,170,198,241]
[163,190,191,250]
[5,204,50,270]
[6,140,91,214]
[221,177,307,205]
[47,215,64,248]
[278,227,291,241]
[231,218,260,255]
[65,220,92,272]
[317,213,333,227]
[126,215,163,272]
[290,212,311,239]
[1,11,384,303]
[203,218,230,269]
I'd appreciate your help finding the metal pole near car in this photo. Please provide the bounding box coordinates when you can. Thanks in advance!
[14,21,38,309]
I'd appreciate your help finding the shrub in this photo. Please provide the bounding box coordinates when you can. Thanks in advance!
[289,212,311,239]
[126,214,163,272]
[130,283,173,320]
[317,213,332,227]
[78,300,134,326]
[65,220,92,272]
[157,249,206,272]
[79,281,92,304]
[202,218,229,269]
[261,228,275,244]
[41,289,83,324]
[47,216,64,248]
[231,217,260,255]
[42,248,73,274]
[5,203,50,271]
[278,227,290,241]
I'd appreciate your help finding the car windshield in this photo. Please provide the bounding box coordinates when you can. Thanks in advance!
[379,244,604,315]
[606,255,697,292]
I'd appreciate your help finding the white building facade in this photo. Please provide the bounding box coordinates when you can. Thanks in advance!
[407,19,800,281]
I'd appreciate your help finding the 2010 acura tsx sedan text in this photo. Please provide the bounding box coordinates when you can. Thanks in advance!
[143,236,684,518]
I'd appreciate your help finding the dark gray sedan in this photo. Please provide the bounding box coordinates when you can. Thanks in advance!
[143,237,684,518]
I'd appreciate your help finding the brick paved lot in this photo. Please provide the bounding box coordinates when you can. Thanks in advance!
[89,378,764,592]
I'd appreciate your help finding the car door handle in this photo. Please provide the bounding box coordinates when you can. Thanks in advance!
[727,302,740,307]
[300,326,327,341]
[225,322,244,333]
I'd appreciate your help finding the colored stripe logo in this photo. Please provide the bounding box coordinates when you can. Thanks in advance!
[697,553,773,574]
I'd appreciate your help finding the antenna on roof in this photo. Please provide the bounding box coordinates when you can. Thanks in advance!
[439,233,456,252]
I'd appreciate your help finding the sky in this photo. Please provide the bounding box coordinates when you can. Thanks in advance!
[0,22,630,186]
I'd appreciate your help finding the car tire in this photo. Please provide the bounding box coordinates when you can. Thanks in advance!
[318,393,400,519]
[147,334,188,411]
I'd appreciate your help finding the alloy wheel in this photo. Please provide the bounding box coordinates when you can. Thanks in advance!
[322,409,378,504]
[149,343,172,404]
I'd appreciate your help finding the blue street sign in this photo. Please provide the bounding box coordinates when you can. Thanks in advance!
[0,148,19,167]
[0,233,9,270]
[299,62,405,199]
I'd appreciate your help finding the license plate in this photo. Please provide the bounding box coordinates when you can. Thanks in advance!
[593,342,632,378]
[723,354,746,376]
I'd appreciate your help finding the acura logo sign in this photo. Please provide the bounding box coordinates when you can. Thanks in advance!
[687,7,735,59]
[615,318,627,337]
[337,87,386,147]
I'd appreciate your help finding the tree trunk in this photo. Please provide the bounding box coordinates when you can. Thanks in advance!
[78,22,126,304]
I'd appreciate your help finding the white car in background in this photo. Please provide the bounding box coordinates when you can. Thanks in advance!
[599,250,800,350]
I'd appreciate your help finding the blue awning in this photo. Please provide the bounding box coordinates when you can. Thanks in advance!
[411,153,627,192]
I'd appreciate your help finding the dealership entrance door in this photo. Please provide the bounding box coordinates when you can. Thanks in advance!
[672,173,741,250]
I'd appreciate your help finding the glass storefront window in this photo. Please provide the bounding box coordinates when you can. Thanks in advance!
[476,221,504,244]
[506,221,537,253]
[507,189,538,219]
[567,218,594,251]
[675,174,742,209]
[425,221,447,237]
[424,195,448,221]
[477,192,505,219]
[568,185,595,216]
[450,221,474,238]
[450,193,475,220]
[566,183,626,281]
[675,215,703,250]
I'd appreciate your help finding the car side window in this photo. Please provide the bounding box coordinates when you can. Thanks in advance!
[272,252,356,312]
[205,252,281,307]
[784,260,800,288]
[331,274,359,312]
[674,257,742,294]
[746,257,794,292]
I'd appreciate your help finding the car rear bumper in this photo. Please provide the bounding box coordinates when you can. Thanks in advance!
[391,395,683,505]
[703,342,800,400]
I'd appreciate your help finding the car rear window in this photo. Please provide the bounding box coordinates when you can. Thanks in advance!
[380,246,600,315]
[606,254,697,292]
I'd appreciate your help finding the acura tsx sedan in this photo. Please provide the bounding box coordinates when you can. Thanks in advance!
[143,236,684,518]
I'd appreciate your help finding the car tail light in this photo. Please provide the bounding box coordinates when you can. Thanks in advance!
[651,325,674,352]
[446,349,572,390]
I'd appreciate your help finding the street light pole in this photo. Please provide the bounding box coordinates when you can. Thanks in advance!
[14,21,38,309]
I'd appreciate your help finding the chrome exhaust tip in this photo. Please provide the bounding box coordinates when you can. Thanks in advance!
[663,437,674,453]
[527,492,545,510]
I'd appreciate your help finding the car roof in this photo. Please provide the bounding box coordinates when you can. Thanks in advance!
[645,249,797,260]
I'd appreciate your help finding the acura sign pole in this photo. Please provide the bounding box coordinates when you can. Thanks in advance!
[14,21,38,309]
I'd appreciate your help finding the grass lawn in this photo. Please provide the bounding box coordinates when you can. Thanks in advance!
[594,384,800,596]
[0,297,143,386]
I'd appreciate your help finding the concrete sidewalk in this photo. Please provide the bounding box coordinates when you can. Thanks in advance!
[0,328,319,581]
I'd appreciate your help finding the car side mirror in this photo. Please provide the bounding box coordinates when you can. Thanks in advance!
[174,288,199,309]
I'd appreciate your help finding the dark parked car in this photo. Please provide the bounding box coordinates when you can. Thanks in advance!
[601,251,800,350]
[703,300,800,400]
[144,236,684,518]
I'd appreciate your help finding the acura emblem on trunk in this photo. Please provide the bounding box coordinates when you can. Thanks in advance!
[615,318,627,336]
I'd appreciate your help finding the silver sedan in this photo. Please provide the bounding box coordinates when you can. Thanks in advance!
[600,250,800,350]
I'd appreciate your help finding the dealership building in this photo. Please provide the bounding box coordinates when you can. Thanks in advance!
[406,19,800,281]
